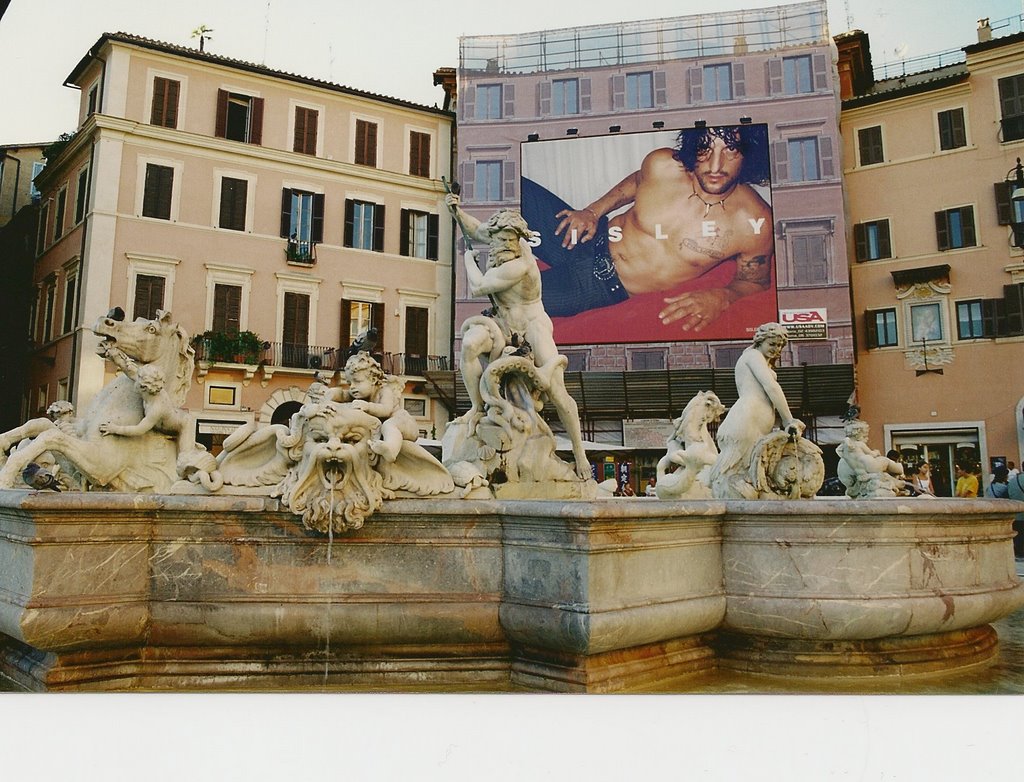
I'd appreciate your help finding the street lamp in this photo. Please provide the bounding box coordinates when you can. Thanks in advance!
[1007,158,1024,247]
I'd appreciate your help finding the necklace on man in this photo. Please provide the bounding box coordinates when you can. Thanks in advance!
[689,187,728,218]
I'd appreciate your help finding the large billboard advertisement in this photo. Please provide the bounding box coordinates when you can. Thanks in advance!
[520,123,777,345]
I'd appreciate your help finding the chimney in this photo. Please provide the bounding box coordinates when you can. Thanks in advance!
[978,18,992,43]
[834,30,874,100]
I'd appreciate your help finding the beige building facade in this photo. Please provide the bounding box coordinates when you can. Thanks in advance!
[842,26,1024,494]
[0,142,47,227]
[28,33,454,448]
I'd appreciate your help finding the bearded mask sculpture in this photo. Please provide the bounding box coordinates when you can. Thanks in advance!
[274,402,386,534]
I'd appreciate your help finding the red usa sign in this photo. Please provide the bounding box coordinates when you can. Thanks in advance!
[779,308,828,339]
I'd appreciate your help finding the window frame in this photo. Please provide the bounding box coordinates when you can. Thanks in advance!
[998,73,1024,143]
[218,175,249,232]
[908,301,945,344]
[853,219,892,262]
[215,88,264,145]
[551,78,580,115]
[137,156,182,221]
[53,185,67,242]
[857,125,884,166]
[150,75,181,129]
[400,208,439,260]
[787,137,821,182]
[866,308,899,349]
[407,128,432,178]
[935,205,977,251]
[204,264,253,334]
[626,71,655,109]
[290,100,324,157]
[955,299,988,340]
[474,160,503,202]
[61,261,79,336]
[74,164,90,225]
[702,63,733,102]
[475,83,504,119]
[782,54,813,95]
[126,253,179,320]
[353,117,379,167]
[344,198,386,252]
[937,107,967,151]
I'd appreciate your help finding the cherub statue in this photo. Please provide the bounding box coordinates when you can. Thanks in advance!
[317,352,420,463]
[836,419,907,498]
[99,362,192,452]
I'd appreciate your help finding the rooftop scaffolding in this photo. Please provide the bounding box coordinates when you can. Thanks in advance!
[459,0,828,75]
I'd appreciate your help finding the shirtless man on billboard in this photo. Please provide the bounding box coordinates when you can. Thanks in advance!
[522,124,773,333]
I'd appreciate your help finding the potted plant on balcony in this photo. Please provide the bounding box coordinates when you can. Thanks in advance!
[235,331,264,364]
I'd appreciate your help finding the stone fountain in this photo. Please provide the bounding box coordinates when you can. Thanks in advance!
[0,207,1020,693]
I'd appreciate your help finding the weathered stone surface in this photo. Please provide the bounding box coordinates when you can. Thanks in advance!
[0,493,1021,692]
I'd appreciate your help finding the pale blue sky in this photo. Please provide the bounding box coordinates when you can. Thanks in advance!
[1,0,1020,142]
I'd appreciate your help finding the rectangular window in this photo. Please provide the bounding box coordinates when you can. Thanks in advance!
[853,219,892,261]
[631,349,665,370]
[280,189,324,261]
[74,166,89,224]
[340,299,384,353]
[282,292,310,368]
[910,302,943,343]
[344,199,385,252]
[938,108,966,150]
[867,308,898,348]
[142,163,173,220]
[935,206,977,250]
[215,90,263,144]
[87,83,99,116]
[400,209,439,260]
[36,202,48,255]
[409,131,431,177]
[133,274,165,321]
[475,161,502,202]
[150,77,180,128]
[551,78,579,115]
[703,64,732,102]
[475,84,503,119]
[783,55,813,94]
[858,126,884,165]
[29,161,45,201]
[62,273,78,334]
[626,72,654,109]
[219,177,248,231]
[42,283,55,343]
[212,284,242,335]
[53,187,67,241]
[998,74,1024,143]
[562,350,588,372]
[293,106,318,155]
[791,233,828,285]
[957,300,985,339]
[405,306,429,374]
[354,119,378,166]
[788,137,820,182]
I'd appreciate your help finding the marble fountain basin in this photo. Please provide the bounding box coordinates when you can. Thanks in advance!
[0,491,1020,692]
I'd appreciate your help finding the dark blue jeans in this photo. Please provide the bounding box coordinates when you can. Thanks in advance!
[521,177,629,317]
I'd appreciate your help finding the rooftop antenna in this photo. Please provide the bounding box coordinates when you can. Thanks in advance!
[192,25,213,52]
[262,1,271,64]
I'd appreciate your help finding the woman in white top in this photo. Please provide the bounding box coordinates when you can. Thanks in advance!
[911,462,935,496]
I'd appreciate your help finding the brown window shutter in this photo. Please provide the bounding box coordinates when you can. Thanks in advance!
[427,213,439,260]
[164,79,180,128]
[343,198,355,247]
[311,193,325,243]
[283,292,309,346]
[293,108,307,153]
[339,299,352,349]
[853,223,867,261]
[134,274,165,320]
[355,120,378,166]
[215,89,228,138]
[373,204,386,252]
[400,209,411,256]
[371,302,385,353]
[143,164,173,220]
[151,78,166,125]
[213,284,241,334]
[280,188,293,238]
[995,181,1013,226]
[249,97,264,145]
[405,306,429,356]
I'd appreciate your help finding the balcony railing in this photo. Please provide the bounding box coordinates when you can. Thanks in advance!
[195,340,450,375]
[285,239,317,264]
